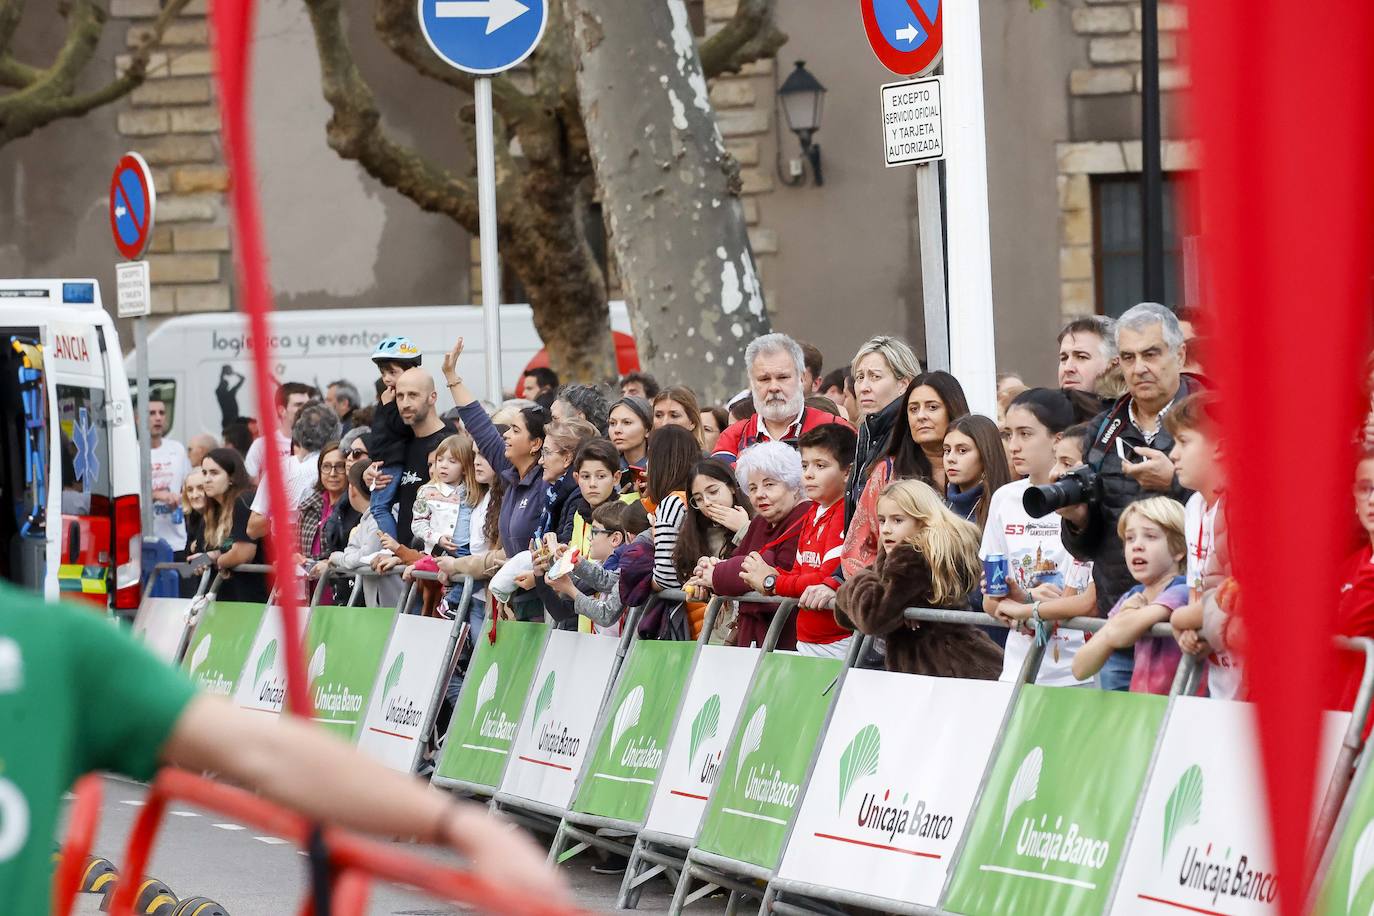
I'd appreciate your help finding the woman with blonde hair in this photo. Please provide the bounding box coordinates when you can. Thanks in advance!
[652,385,705,447]
[835,479,1003,678]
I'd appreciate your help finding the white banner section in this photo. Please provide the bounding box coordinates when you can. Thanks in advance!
[643,645,762,841]
[776,671,1013,904]
[1110,697,1350,915]
[499,630,619,809]
[232,606,308,717]
[133,597,195,664]
[358,615,456,772]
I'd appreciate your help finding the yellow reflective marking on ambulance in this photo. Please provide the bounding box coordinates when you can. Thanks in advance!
[58,564,108,594]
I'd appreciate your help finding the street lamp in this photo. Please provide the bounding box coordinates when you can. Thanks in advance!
[778,60,826,186]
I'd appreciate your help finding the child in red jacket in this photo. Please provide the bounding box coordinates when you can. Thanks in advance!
[740,424,858,657]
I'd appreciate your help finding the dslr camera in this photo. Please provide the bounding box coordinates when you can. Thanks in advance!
[1023,464,1100,518]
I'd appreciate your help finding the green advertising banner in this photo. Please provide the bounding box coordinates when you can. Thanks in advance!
[435,620,549,790]
[944,685,1167,916]
[1317,749,1374,915]
[303,605,397,740]
[181,601,268,697]
[695,653,844,869]
[572,640,696,823]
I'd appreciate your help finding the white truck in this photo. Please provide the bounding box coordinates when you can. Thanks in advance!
[125,303,637,440]
[0,279,143,612]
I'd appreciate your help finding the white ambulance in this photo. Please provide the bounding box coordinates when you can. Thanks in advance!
[0,279,142,612]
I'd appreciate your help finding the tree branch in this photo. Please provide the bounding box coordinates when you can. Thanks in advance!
[0,0,25,59]
[698,0,787,80]
[0,0,193,145]
[303,0,481,232]
[0,55,40,89]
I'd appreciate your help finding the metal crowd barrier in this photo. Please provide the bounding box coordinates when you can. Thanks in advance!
[622,590,798,912]
[899,605,1205,695]
[488,601,650,838]
[548,593,732,868]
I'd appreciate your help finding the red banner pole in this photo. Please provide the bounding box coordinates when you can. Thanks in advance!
[209,0,313,720]
[1188,1,1374,911]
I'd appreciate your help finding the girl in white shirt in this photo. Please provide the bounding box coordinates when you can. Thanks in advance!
[981,393,1100,685]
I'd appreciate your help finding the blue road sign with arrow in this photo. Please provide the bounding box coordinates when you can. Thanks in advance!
[417,0,547,75]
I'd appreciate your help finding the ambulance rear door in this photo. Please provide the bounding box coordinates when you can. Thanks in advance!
[43,319,115,607]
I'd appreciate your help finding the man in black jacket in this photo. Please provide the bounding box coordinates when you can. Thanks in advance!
[1061,303,1202,624]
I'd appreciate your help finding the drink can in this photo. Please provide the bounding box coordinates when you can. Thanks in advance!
[984,554,1009,597]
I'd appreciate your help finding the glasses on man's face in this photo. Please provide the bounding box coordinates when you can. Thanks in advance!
[1356,481,1374,501]
[321,462,347,474]
[347,449,368,459]
[590,527,612,537]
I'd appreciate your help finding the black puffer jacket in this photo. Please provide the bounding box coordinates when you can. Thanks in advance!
[1061,374,1205,614]
[845,396,902,526]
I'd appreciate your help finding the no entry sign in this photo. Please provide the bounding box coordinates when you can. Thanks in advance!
[109,152,157,261]
[861,0,942,77]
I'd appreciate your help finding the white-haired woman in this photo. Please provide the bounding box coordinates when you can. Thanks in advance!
[687,440,812,649]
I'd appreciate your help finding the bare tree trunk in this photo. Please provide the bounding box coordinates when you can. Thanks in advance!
[568,0,772,403]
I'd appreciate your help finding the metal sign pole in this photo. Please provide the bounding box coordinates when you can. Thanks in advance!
[915,160,949,372]
[474,76,504,402]
[136,315,152,535]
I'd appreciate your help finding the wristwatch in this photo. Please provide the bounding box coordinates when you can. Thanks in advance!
[762,574,777,595]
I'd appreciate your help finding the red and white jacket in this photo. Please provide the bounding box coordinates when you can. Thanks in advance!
[773,500,849,644]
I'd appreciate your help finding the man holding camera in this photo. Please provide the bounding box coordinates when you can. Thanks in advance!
[1055,303,1204,624]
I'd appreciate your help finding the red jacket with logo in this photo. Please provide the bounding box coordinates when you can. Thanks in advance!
[711,407,852,461]
[773,500,849,644]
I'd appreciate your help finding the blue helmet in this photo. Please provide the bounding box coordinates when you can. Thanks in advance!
[371,336,421,366]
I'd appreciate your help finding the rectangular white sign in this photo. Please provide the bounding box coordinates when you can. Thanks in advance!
[232,606,309,717]
[498,630,619,810]
[642,644,761,841]
[116,259,151,318]
[882,76,945,168]
[1109,697,1350,915]
[776,671,1013,904]
[358,615,456,772]
[132,596,195,665]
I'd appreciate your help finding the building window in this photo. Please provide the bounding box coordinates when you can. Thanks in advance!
[1091,173,1185,318]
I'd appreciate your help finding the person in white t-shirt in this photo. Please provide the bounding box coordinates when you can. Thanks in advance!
[147,399,192,551]
[244,382,314,483]
[981,390,1100,686]
[247,401,340,540]
[1163,392,1238,698]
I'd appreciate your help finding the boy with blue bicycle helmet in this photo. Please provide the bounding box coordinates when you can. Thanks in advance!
[368,336,422,538]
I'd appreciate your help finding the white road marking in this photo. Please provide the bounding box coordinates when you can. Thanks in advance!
[120,799,145,807]
[254,836,290,845]
[170,810,200,817]
[213,823,246,831]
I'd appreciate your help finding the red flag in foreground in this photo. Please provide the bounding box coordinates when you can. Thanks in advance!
[1188,1,1374,911]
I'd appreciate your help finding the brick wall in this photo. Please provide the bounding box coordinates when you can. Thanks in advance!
[1069,1,1187,98]
[114,0,231,316]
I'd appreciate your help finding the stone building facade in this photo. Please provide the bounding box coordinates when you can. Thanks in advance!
[1,0,1193,387]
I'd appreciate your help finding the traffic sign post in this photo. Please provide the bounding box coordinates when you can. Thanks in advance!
[862,1,950,374]
[878,75,948,372]
[417,0,548,401]
[110,151,157,537]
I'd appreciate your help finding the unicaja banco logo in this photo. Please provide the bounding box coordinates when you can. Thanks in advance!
[0,638,23,693]
[1161,764,1202,865]
[735,705,767,790]
[189,634,212,673]
[307,642,327,685]
[837,724,881,813]
[610,685,644,751]
[471,663,499,725]
[1002,746,1042,841]
[1349,820,1374,913]
[531,671,556,735]
[689,694,720,762]
[1165,763,1276,904]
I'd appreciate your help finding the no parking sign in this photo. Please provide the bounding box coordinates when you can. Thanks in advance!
[109,152,156,261]
[861,0,942,77]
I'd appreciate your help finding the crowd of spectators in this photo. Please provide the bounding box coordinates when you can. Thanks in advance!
[151,301,1374,716]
